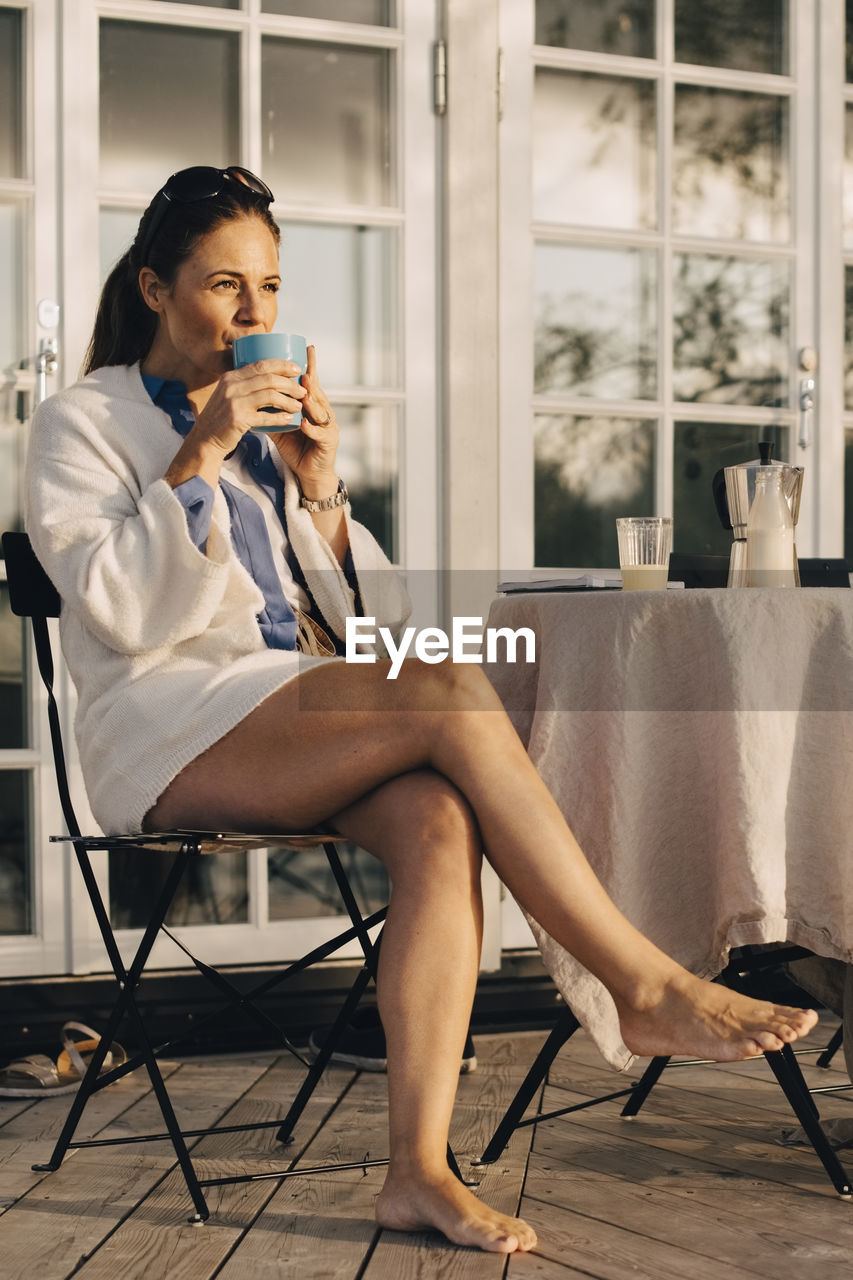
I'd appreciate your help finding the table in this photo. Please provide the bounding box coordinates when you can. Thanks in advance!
[485,587,853,1070]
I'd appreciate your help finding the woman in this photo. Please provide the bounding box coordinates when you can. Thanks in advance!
[26,165,817,1255]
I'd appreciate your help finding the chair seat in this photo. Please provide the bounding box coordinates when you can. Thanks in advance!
[51,829,340,855]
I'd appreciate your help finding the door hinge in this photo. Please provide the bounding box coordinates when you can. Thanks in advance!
[433,39,447,116]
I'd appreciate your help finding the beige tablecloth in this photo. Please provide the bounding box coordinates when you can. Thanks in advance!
[485,588,853,1070]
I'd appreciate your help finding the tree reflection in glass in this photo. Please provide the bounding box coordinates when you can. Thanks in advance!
[534,244,657,400]
[674,0,787,75]
[0,769,29,935]
[534,414,655,568]
[674,420,787,557]
[533,70,656,230]
[845,266,853,411]
[535,0,655,59]
[843,107,853,251]
[672,254,789,406]
[673,86,789,244]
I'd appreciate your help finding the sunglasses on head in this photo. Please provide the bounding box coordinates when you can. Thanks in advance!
[138,165,274,267]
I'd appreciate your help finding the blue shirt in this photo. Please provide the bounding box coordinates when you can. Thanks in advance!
[143,374,300,650]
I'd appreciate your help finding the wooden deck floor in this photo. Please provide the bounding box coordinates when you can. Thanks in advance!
[2,1016,853,1279]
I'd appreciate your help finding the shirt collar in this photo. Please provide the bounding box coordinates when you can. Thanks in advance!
[141,373,197,439]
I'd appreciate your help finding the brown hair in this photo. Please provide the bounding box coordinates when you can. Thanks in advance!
[83,179,280,375]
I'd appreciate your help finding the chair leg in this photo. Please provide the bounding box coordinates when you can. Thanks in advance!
[323,841,381,982]
[33,844,213,1221]
[620,1056,670,1118]
[474,1006,581,1165]
[764,1044,852,1198]
[275,959,376,1145]
[817,1025,844,1070]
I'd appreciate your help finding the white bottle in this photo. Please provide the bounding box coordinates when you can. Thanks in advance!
[746,468,796,587]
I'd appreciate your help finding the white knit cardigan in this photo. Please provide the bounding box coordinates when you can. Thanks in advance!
[25,363,410,834]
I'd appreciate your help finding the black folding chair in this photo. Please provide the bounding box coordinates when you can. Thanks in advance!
[475,947,853,1199]
[1,530,458,1220]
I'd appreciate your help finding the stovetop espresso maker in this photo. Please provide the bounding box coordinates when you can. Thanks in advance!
[712,441,804,586]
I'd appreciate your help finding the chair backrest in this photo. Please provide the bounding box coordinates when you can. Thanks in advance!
[667,553,729,588]
[1,530,80,837]
[2,530,61,618]
[668,551,851,589]
[798,558,851,587]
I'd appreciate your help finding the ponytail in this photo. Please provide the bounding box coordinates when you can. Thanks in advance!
[83,249,157,375]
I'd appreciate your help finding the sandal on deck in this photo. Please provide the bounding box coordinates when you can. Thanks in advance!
[0,1021,127,1098]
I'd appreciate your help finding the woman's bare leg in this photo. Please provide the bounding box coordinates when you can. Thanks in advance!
[146,659,817,1252]
[328,770,536,1252]
[147,657,817,1063]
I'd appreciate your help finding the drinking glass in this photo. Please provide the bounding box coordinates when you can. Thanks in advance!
[616,516,673,590]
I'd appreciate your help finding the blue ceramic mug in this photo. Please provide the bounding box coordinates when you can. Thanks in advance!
[232,332,307,432]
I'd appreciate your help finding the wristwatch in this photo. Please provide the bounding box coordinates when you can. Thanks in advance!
[299,478,349,512]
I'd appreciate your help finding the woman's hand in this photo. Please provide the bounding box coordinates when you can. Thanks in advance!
[164,359,306,491]
[193,360,307,456]
[269,345,340,500]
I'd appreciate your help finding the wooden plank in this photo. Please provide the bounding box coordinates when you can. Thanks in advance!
[212,1067,388,1280]
[535,1072,850,1197]
[0,1061,180,1213]
[0,1054,297,1280]
[519,1195,763,1280]
[65,1054,359,1280]
[524,1149,853,1279]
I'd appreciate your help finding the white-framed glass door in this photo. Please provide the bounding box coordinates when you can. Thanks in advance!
[499,0,845,579]
[0,0,440,977]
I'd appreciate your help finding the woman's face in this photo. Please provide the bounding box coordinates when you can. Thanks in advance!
[141,214,281,387]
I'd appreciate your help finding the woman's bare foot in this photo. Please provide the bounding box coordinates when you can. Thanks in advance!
[375,1168,537,1253]
[615,968,818,1061]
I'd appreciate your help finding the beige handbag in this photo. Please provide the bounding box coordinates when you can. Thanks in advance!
[295,609,337,657]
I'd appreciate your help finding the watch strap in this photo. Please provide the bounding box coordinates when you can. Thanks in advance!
[299,479,348,512]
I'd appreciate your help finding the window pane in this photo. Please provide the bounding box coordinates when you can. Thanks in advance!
[533,71,656,230]
[534,414,656,568]
[844,107,853,251]
[268,842,388,922]
[100,207,142,282]
[0,584,26,750]
[276,221,398,388]
[672,254,789,407]
[336,404,398,561]
[0,9,24,178]
[675,0,787,75]
[534,244,657,400]
[674,86,789,244]
[846,266,853,408]
[0,202,24,371]
[100,22,240,192]
[262,0,394,23]
[109,850,248,928]
[262,39,394,207]
[674,420,788,556]
[848,0,853,82]
[535,0,655,58]
[846,430,853,563]
[0,769,30,935]
[170,0,238,7]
